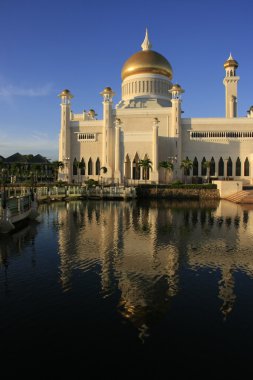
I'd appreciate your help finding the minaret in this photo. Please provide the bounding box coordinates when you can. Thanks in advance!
[169,84,184,179]
[100,87,115,179]
[223,54,239,118]
[58,89,73,182]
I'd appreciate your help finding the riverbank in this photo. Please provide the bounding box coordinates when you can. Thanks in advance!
[136,185,219,200]
[0,184,220,203]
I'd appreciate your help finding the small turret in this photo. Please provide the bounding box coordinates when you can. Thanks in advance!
[58,89,73,104]
[223,54,240,118]
[169,84,185,99]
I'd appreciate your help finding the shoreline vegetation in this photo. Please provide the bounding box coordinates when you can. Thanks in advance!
[0,183,219,203]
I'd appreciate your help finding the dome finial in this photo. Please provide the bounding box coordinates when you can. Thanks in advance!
[141,28,152,51]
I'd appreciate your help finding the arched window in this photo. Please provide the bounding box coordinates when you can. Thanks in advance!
[210,157,215,176]
[201,157,207,176]
[193,157,198,176]
[95,158,100,176]
[244,157,250,176]
[80,158,85,175]
[227,157,233,176]
[236,157,241,176]
[133,153,140,180]
[125,154,131,179]
[88,158,93,175]
[218,157,224,176]
[73,158,77,175]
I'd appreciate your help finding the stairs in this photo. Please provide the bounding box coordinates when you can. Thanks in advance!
[225,190,253,203]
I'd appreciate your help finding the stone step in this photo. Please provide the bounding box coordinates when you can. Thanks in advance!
[225,190,253,203]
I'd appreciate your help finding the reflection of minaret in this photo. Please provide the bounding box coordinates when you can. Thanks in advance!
[58,203,74,291]
[218,267,236,320]
[166,245,179,297]
[100,202,117,296]
[117,203,180,341]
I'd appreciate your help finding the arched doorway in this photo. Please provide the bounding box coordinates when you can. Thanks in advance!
[132,153,140,180]
[124,155,131,180]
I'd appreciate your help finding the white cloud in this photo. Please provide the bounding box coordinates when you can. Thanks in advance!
[0,83,53,98]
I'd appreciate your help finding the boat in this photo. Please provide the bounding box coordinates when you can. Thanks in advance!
[0,191,39,234]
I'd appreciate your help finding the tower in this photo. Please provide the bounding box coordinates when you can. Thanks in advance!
[169,84,184,178]
[100,87,115,179]
[223,54,239,118]
[58,89,73,182]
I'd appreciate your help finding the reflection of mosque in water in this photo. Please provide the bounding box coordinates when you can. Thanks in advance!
[57,199,253,336]
[0,221,38,269]
[0,221,39,295]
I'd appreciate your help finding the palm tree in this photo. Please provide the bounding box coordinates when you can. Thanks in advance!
[99,166,107,186]
[51,161,64,182]
[138,158,152,183]
[159,160,174,183]
[180,158,193,184]
[202,160,211,183]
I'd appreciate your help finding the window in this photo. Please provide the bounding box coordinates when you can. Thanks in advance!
[227,157,233,176]
[193,157,198,176]
[236,157,241,176]
[218,157,224,176]
[96,158,100,175]
[201,157,207,176]
[77,133,96,142]
[80,158,85,175]
[73,158,77,175]
[210,157,215,176]
[88,158,93,175]
[244,157,249,176]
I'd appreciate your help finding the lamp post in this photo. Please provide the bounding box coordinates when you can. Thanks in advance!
[1,168,7,209]
[168,155,178,177]
[64,157,70,183]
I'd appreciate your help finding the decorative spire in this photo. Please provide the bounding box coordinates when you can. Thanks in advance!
[228,52,234,60]
[141,28,152,51]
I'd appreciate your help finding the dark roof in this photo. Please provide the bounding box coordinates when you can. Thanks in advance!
[30,154,50,163]
[5,153,28,163]
[4,153,50,164]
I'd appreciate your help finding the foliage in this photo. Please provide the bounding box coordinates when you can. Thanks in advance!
[85,179,98,188]
[180,158,193,183]
[138,158,152,181]
[159,160,174,183]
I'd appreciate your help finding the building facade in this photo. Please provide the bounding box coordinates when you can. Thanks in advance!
[58,30,253,185]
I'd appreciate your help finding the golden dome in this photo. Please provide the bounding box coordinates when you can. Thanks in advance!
[121,50,173,81]
[170,84,183,91]
[103,86,113,92]
[224,53,238,69]
[58,89,73,98]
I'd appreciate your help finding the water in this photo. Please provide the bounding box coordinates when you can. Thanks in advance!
[1,199,253,375]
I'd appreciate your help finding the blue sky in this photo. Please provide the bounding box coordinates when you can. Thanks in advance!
[0,0,253,160]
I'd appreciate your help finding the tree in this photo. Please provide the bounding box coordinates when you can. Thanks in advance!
[51,161,64,182]
[99,166,107,186]
[180,158,193,184]
[159,160,174,183]
[202,160,211,183]
[138,158,152,183]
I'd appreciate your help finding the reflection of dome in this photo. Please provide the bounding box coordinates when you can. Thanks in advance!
[121,50,173,81]
[121,29,173,81]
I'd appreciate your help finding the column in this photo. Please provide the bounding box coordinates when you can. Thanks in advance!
[114,119,121,184]
[151,118,159,182]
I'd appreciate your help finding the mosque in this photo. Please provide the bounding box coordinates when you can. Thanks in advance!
[58,30,253,185]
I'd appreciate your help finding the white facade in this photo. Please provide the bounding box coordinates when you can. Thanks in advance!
[58,31,253,185]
